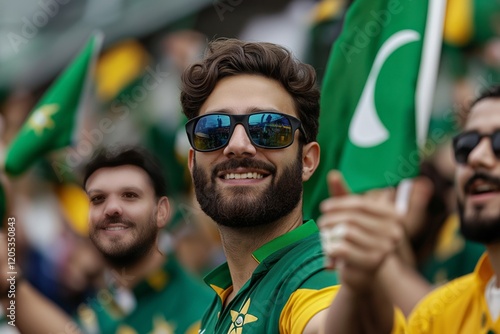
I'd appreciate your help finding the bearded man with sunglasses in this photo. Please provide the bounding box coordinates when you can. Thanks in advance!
[182,38,405,334]
[408,86,500,333]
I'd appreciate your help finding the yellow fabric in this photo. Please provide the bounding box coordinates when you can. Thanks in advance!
[311,0,345,23]
[210,283,233,305]
[443,0,473,46]
[186,321,201,334]
[96,40,150,101]
[279,286,407,334]
[393,307,407,334]
[279,286,339,333]
[434,213,465,260]
[408,253,500,333]
[57,184,89,236]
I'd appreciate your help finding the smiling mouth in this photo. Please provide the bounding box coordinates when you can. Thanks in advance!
[467,180,500,196]
[223,172,265,180]
[104,226,128,231]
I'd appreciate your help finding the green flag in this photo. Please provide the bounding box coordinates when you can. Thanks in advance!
[304,0,446,219]
[4,32,103,176]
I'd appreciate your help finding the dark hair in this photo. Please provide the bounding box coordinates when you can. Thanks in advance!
[456,85,500,127]
[471,85,500,108]
[83,146,167,198]
[180,38,320,142]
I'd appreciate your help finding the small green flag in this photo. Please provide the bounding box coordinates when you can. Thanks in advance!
[4,32,103,176]
[304,0,446,219]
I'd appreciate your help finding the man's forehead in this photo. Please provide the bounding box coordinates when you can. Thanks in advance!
[465,97,500,130]
[85,165,151,191]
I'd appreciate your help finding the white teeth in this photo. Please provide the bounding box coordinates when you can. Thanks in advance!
[106,227,126,231]
[472,184,499,194]
[476,185,493,192]
[224,173,264,180]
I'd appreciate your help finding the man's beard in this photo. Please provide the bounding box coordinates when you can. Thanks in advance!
[192,150,303,228]
[90,215,158,268]
[458,172,500,244]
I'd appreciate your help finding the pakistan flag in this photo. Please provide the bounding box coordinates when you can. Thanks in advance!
[304,0,446,219]
[4,32,103,176]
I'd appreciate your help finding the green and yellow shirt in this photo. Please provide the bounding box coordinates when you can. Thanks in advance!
[200,220,340,333]
[76,255,213,334]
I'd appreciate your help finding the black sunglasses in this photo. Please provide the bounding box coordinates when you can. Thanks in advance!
[185,112,307,152]
[453,130,500,164]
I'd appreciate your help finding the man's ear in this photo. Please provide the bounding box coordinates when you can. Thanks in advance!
[156,196,171,229]
[188,148,195,173]
[302,141,320,182]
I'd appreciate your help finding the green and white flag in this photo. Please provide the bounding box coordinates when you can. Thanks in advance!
[4,32,103,176]
[304,0,446,219]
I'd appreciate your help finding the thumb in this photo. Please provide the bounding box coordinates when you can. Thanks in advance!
[327,170,351,198]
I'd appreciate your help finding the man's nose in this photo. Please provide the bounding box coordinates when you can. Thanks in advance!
[223,124,257,157]
[103,196,123,217]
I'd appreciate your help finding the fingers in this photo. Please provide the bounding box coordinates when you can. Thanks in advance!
[320,192,401,221]
[319,172,404,290]
[319,214,402,265]
[326,170,351,198]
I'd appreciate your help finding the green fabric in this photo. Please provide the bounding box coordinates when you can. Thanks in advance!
[4,32,102,176]
[252,219,318,262]
[76,256,213,334]
[303,0,433,219]
[200,221,339,333]
[472,0,500,46]
[145,122,189,198]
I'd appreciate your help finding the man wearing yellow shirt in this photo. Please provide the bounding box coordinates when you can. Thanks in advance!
[409,85,500,333]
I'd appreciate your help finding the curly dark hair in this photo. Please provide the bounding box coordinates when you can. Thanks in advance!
[180,38,320,142]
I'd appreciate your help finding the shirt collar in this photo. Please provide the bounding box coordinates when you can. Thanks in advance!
[475,252,494,288]
[204,219,318,292]
[252,219,318,263]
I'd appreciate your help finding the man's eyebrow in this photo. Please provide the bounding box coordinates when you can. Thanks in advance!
[86,187,144,196]
[86,189,102,196]
[121,186,144,194]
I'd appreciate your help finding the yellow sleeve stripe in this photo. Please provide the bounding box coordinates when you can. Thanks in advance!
[279,286,340,333]
[443,0,473,46]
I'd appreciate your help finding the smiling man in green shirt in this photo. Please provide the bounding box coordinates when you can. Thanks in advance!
[181,38,406,334]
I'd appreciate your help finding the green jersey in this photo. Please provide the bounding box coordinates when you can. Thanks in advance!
[76,255,213,334]
[200,220,340,334]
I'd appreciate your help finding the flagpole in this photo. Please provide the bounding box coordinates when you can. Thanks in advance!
[415,0,447,148]
[72,31,105,146]
[396,0,447,215]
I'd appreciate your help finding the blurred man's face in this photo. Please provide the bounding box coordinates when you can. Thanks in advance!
[86,165,159,267]
[456,97,500,243]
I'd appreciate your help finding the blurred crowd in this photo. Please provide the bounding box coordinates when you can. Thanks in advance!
[0,0,499,332]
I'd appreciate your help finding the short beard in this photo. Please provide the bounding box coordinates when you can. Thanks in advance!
[90,215,158,268]
[458,200,500,244]
[192,149,303,228]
